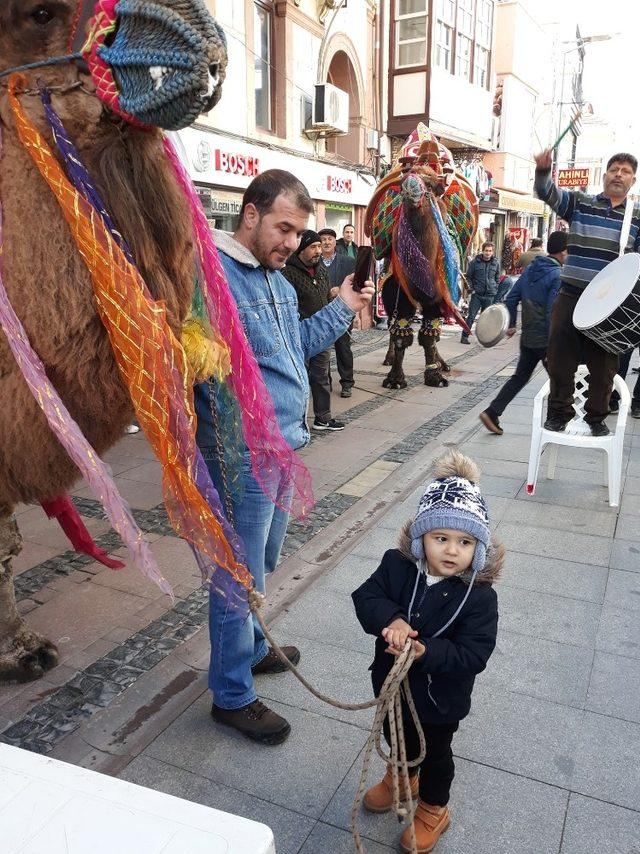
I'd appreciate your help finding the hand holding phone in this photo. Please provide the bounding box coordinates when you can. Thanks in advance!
[352,246,375,292]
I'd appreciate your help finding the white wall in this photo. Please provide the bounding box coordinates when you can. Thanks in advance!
[429,67,493,147]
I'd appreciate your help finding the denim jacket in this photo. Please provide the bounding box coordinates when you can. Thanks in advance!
[195,230,355,451]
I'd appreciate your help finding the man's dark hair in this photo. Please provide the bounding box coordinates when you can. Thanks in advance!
[482,241,494,249]
[547,230,568,255]
[606,153,638,173]
[530,238,543,248]
[343,223,354,231]
[239,169,314,220]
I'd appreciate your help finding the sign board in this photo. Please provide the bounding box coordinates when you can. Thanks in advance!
[558,168,590,188]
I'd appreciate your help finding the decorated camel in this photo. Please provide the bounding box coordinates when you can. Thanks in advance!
[365,125,478,389]
[0,0,310,684]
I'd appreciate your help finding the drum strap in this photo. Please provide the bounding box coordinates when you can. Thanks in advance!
[619,195,634,257]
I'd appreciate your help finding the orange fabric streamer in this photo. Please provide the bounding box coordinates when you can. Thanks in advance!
[8,77,251,591]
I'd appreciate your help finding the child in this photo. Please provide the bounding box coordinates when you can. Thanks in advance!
[352,451,502,853]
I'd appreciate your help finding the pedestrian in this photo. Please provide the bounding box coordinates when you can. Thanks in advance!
[479,230,568,435]
[352,451,502,853]
[517,237,545,270]
[535,150,640,436]
[336,223,358,260]
[460,241,500,343]
[194,170,374,745]
[282,230,345,431]
[319,227,357,397]
[609,347,640,417]
[493,272,515,304]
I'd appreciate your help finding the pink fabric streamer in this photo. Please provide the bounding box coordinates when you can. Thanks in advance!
[163,137,314,520]
[0,181,171,597]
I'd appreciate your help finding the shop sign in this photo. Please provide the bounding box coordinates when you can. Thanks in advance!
[558,168,589,188]
[215,150,261,177]
[210,199,242,215]
[327,175,352,194]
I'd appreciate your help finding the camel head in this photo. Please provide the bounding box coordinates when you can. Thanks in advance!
[0,0,228,129]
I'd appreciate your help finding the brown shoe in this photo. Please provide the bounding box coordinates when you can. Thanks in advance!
[363,765,419,813]
[479,409,503,435]
[400,801,450,853]
[251,646,300,675]
[211,699,291,745]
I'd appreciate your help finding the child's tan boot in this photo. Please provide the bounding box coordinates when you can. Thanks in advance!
[400,800,450,853]
[363,766,418,813]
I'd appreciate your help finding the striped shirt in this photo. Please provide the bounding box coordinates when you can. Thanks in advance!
[534,169,640,294]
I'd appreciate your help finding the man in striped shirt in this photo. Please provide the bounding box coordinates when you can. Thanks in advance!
[534,151,640,436]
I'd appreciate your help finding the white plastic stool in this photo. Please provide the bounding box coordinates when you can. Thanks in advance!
[0,743,276,853]
[526,365,630,507]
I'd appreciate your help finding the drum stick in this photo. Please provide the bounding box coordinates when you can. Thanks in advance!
[551,111,582,152]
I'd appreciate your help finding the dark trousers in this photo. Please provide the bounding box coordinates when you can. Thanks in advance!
[334,330,354,389]
[489,345,547,417]
[611,348,640,404]
[546,291,618,424]
[307,349,331,421]
[383,713,459,806]
[466,293,493,331]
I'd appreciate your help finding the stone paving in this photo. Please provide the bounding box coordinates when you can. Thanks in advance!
[2,327,640,853]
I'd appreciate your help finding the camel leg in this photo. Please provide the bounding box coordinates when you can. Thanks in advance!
[419,323,448,388]
[383,325,413,389]
[382,336,395,366]
[0,516,59,684]
[436,344,450,373]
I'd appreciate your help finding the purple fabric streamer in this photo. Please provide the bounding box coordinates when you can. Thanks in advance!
[396,205,436,299]
[39,90,249,599]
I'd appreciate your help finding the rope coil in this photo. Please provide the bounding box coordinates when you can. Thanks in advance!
[250,592,425,854]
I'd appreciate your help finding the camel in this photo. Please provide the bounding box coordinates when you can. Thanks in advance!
[0,0,227,683]
[366,126,478,390]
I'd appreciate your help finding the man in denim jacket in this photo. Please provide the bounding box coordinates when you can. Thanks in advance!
[194,170,373,745]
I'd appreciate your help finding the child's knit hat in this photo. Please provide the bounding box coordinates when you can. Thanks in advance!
[410,451,490,575]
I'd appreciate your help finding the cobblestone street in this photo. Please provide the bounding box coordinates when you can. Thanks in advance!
[2,327,639,853]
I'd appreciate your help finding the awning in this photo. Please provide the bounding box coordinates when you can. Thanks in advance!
[493,189,545,216]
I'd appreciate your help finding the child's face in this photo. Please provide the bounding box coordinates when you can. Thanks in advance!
[424,529,477,577]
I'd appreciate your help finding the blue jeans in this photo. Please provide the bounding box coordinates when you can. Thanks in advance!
[203,452,290,709]
[466,293,494,330]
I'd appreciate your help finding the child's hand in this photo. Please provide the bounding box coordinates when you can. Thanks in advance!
[382,618,418,655]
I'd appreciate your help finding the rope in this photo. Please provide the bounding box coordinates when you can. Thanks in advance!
[249,591,425,854]
[0,53,83,79]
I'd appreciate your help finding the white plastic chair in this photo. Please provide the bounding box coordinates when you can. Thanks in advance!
[526,365,630,507]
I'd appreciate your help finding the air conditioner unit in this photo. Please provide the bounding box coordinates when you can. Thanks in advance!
[312,83,349,135]
[366,129,380,151]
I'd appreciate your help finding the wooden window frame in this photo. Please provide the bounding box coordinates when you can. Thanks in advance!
[394,0,430,70]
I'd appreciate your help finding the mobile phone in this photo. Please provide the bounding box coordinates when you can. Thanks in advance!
[352,246,375,292]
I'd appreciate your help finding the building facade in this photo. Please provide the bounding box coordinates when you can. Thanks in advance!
[179,0,381,244]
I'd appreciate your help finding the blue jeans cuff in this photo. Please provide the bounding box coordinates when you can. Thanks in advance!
[210,689,258,711]
[251,641,269,667]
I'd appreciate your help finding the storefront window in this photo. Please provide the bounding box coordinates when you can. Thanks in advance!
[254,2,273,130]
[325,204,354,238]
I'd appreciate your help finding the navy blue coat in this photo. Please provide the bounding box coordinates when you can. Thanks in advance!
[505,254,561,349]
[352,529,501,725]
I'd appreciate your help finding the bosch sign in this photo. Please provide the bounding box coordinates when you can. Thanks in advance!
[327,175,352,194]
[215,150,261,177]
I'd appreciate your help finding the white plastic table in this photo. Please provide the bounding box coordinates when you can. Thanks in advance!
[0,743,276,853]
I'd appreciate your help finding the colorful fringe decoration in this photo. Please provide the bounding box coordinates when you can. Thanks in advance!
[0,158,167,593]
[163,137,314,521]
[394,206,435,301]
[8,77,252,595]
[429,197,460,305]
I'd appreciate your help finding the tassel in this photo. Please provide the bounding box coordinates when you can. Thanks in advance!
[41,495,125,570]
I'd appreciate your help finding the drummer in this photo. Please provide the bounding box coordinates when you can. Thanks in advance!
[534,150,640,436]
[479,231,568,436]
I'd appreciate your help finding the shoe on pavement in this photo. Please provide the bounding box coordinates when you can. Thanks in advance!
[400,800,451,853]
[633,367,640,374]
[363,765,418,813]
[544,418,566,432]
[251,646,300,675]
[340,387,353,398]
[479,409,503,435]
[313,417,345,431]
[590,421,610,437]
[632,402,640,418]
[211,699,291,745]
[609,399,620,414]
[124,424,140,435]
[460,334,470,345]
